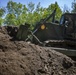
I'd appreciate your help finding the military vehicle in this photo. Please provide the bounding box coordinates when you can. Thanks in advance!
[8,9,76,57]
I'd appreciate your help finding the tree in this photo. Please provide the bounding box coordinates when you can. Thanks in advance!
[35,2,41,12]
[47,2,62,20]
[26,2,44,29]
[27,2,35,13]
[71,0,76,12]
[63,4,70,13]
[3,1,62,30]
[35,2,46,20]
[5,0,27,26]
[0,7,5,25]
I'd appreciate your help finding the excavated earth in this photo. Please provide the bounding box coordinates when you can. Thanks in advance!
[0,26,76,75]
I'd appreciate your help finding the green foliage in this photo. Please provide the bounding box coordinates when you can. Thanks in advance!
[5,0,27,26]
[47,2,62,20]
[0,7,5,17]
[27,2,35,13]
[0,18,4,25]
[4,14,16,25]
[0,7,5,25]
[71,0,76,12]
[0,1,62,29]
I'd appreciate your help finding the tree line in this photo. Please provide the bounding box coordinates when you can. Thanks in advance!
[0,0,76,29]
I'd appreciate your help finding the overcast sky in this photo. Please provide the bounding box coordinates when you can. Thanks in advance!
[0,0,73,11]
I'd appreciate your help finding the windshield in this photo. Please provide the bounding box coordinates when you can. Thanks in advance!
[59,15,65,25]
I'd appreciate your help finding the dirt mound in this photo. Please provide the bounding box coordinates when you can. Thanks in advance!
[0,26,76,75]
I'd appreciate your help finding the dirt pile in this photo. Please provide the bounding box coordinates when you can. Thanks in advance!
[0,26,76,75]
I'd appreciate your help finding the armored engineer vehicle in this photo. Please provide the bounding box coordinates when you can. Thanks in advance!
[7,9,76,57]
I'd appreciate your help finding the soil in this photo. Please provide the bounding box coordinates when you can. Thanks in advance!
[0,26,76,75]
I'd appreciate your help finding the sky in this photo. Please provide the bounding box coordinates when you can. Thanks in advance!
[0,0,74,11]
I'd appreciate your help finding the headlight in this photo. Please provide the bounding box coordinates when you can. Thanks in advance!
[41,24,45,30]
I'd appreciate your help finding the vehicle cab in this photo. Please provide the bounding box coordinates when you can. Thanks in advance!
[59,13,76,39]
